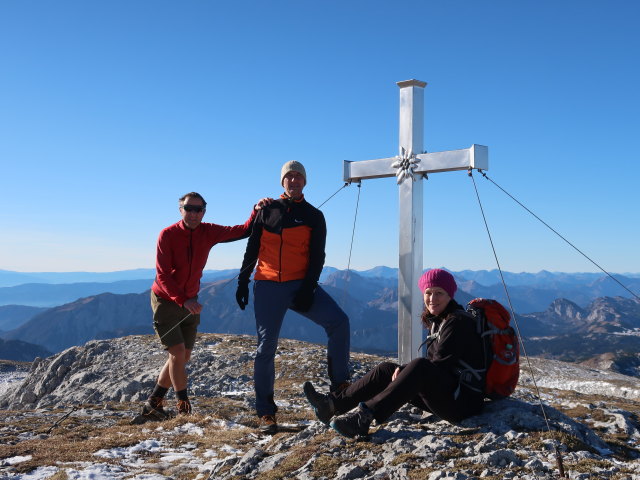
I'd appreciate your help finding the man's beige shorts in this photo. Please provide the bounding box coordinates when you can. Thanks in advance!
[150,291,200,350]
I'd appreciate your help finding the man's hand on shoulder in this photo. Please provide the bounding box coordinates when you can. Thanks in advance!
[254,197,274,210]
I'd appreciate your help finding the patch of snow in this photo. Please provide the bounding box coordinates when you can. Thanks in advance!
[94,439,165,459]
[208,418,244,429]
[59,462,128,479]
[0,371,27,397]
[127,475,169,480]
[220,444,242,454]
[2,455,32,465]
[220,389,251,396]
[4,466,59,479]
[612,329,640,337]
[535,378,640,399]
[172,422,204,436]
[158,451,194,463]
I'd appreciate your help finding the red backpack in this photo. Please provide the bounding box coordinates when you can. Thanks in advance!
[466,298,520,399]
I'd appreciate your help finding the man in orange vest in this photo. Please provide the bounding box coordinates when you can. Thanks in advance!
[236,161,351,434]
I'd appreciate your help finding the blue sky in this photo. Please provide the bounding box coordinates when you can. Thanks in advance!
[1,0,638,274]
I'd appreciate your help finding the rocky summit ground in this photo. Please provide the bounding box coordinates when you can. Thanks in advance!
[0,333,639,479]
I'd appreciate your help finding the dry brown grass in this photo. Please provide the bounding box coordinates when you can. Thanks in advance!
[309,452,351,477]
[0,378,329,478]
[0,400,257,476]
[518,430,597,455]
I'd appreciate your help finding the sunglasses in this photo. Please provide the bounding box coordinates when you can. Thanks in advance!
[182,205,205,213]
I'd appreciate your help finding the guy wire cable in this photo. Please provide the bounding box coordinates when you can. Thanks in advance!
[477,170,639,301]
[318,182,350,208]
[468,168,567,478]
[159,312,193,342]
[346,182,362,272]
[341,181,362,308]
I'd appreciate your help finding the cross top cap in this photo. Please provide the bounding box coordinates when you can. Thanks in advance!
[396,79,427,88]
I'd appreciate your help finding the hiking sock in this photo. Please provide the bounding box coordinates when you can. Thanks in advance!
[150,385,169,400]
[176,389,189,401]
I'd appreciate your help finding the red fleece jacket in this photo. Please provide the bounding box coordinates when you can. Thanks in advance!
[151,210,256,306]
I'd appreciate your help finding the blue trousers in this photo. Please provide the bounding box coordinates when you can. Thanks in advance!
[253,279,350,416]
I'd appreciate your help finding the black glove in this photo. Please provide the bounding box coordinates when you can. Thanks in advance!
[292,284,315,312]
[236,282,249,310]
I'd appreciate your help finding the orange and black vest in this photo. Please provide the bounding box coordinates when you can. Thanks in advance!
[239,195,326,286]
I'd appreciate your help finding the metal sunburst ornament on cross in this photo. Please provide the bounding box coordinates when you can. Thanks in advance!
[391,147,420,183]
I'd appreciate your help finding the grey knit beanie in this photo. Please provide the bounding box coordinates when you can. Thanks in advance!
[280,160,307,186]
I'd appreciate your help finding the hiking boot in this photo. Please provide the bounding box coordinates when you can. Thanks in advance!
[330,402,374,438]
[140,396,169,421]
[303,381,335,425]
[259,414,278,434]
[177,399,192,415]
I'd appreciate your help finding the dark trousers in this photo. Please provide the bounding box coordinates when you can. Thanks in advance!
[253,280,350,416]
[331,358,482,424]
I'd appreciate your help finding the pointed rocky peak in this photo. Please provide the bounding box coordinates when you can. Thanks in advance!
[358,266,398,279]
[456,279,483,293]
[367,287,397,311]
[322,269,364,286]
[587,295,640,311]
[546,298,585,320]
[584,296,640,331]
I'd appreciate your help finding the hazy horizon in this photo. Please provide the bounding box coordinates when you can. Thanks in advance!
[2,266,639,276]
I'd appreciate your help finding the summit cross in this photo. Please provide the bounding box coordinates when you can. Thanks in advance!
[343,79,488,364]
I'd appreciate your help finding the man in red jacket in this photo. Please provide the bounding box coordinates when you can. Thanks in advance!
[141,191,269,420]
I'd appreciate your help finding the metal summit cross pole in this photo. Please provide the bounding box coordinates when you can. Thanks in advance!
[343,79,488,364]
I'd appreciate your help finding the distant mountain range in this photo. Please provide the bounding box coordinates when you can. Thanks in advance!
[0,280,153,308]
[1,267,639,310]
[1,269,639,376]
[2,265,638,286]
[0,268,158,287]
[0,268,293,286]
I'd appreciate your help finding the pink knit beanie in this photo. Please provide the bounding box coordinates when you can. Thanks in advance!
[418,269,457,299]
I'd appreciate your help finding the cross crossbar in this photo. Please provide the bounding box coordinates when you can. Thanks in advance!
[343,144,488,182]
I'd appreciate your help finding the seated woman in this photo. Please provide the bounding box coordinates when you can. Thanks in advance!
[303,268,485,438]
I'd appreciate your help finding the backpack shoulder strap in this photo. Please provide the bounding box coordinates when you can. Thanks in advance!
[453,359,485,399]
